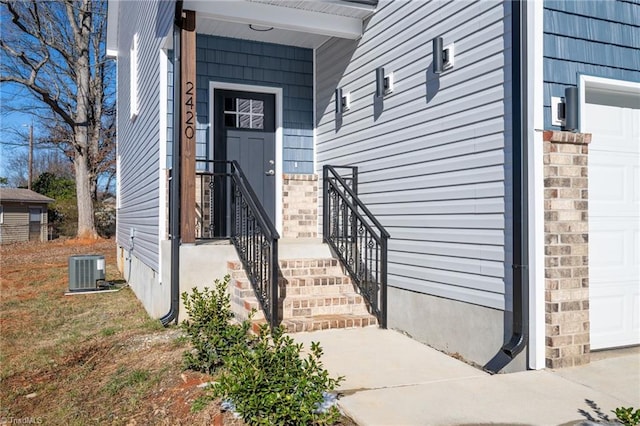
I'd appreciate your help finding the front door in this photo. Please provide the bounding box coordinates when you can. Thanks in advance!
[214,89,276,235]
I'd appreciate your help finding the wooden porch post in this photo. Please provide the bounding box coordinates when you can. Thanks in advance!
[180,10,196,243]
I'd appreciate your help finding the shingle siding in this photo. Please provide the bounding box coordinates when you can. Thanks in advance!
[543,0,640,129]
[193,35,314,174]
[316,0,512,310]
[115,1,174,271]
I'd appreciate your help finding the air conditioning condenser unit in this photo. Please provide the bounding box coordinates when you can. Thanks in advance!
[69,254,106,292]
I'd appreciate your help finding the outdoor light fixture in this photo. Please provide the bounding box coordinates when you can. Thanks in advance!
[335,88,350,114]
[249,24,273,32]
[375,67,393,97]
[433,37,455,74]
[563,87,579,132]
[551,87,579,132]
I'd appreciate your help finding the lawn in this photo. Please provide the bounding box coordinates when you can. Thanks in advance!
[0,238,221,425]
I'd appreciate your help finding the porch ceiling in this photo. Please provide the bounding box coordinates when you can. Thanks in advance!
[183,0,377,49]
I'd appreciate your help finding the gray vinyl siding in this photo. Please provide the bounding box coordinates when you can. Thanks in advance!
[115,1,174,271]
[0,203,48,244]
[543,0,640,129]
[316,1,512,310]
[194,35,314,174]
[0,204,28,243]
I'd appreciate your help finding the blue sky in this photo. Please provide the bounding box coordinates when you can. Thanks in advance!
[0,84,36,179]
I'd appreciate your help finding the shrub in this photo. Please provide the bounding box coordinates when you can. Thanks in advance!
[212,324,344,425]
[614,407,640,426]
[180,275,252,374]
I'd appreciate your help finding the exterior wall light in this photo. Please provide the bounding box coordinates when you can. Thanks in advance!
[562,87,579,132]
[335,88,350,114]
[433,37,455,74]
[551,87,579,132]
[375,67,393,97]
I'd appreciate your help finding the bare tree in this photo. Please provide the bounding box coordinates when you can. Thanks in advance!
[0,0,114,239]
[5,147,73,188]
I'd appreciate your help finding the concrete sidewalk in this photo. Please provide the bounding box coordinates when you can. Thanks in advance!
[293,327,640,426]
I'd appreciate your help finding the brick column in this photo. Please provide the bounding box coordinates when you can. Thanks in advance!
[543,130,592,368]
[282,174,318,238]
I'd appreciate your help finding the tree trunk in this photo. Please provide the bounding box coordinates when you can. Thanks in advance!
[70,0,97,239]
[74,145,98,239]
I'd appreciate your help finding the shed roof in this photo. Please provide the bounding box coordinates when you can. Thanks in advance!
[0,188,55,204]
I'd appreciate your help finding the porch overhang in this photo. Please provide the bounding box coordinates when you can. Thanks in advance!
[184,0,377,48]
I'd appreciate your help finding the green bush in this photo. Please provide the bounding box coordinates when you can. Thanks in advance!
[614,407,640,426]
[212,324,344,425]
[180,275,252,374]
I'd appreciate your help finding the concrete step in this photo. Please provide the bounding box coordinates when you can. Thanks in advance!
[278,238,333,259]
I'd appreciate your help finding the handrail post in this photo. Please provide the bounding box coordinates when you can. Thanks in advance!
[352,166,358,195]
[380,235,388,329]
[323,166,329,243]
[271,240,279,327]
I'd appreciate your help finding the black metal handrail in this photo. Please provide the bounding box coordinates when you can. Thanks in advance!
[323,165,390,328]
[195,160,280,327]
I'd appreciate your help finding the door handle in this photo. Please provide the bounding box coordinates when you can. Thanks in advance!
[265,170,275,176]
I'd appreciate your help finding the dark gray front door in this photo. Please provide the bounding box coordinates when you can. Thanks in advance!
[214,89,276,234]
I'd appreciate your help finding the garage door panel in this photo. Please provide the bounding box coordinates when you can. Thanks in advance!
[589,153,639,217]
[590,282,639,349]
[589,228,625,270]
[585,90,640,350]
[587,106,640,153]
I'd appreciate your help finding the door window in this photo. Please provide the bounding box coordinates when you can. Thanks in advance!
[223,97,265,129]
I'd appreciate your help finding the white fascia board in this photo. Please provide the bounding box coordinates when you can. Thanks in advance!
[183,1,363,39]
[106,0,120,58]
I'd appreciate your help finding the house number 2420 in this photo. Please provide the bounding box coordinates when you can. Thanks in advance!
[184,81,195,139]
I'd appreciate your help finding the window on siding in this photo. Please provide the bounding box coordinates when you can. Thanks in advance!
[0,206,3,224]
[29,207,41,223]
[130,33,139,120]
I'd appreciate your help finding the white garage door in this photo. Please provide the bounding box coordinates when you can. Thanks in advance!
[584,87,640,350]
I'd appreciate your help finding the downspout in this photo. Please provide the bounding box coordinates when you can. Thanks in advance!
[484,0,529,373]
[161,0,183,326]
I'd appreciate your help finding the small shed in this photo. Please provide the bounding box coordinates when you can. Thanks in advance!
[0,188,55,244]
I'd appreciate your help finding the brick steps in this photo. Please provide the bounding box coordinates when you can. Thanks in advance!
[227,257,378,332]
[253,314,377,334]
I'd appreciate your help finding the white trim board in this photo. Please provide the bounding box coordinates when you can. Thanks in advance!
[208,81,284,236]
[579,75,640,132]
[528,0,545,371]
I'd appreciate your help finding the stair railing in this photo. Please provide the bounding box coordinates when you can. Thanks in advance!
[323,165,390,328]
[195,160,280,327]
[229,160,280,328]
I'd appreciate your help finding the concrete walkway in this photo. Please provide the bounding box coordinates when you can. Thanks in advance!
[293,327,640,426]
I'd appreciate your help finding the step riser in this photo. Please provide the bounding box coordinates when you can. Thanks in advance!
[228,261,348,276]
[234,281,355,296]
[261,317,378,334]
[230,269,349,282]
[239,299,370,318]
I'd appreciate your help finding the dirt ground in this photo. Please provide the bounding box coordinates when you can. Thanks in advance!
[0,238,235,425]
[0,238,356,425]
